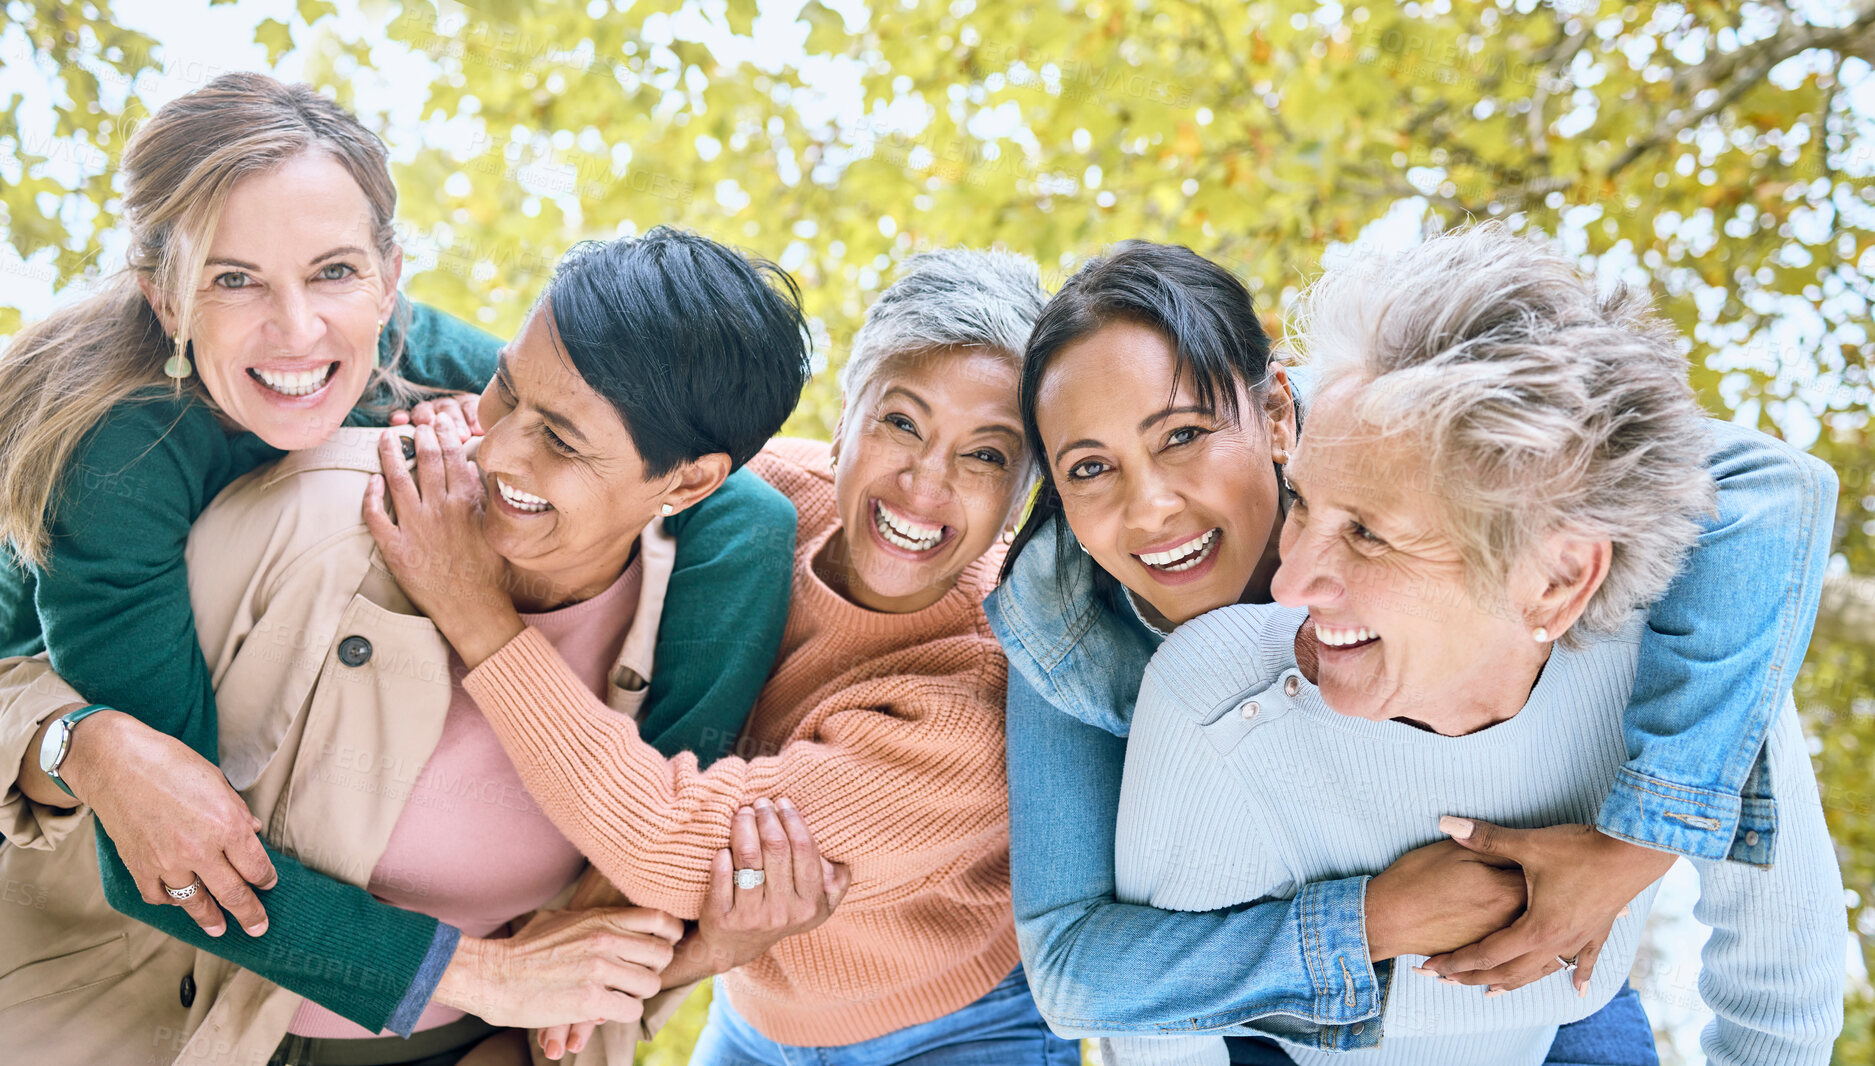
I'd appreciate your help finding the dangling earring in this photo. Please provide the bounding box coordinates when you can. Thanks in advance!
[1532,627,1550,643]
[163,333,193,380]
[660,503,675,516]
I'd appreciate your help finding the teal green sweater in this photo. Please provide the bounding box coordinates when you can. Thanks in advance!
[0,302,796,1033]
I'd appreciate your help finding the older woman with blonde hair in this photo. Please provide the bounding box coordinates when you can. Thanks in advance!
[370,248,1084,1065]
[0,73,801,1050]
[1106,226,1845,1066]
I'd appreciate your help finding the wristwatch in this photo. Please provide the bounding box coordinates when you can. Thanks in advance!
[37,704,112,799]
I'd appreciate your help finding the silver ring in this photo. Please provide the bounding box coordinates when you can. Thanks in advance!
[163,880,201,902]
[1556,955,1578,972]
[733,868,765,890]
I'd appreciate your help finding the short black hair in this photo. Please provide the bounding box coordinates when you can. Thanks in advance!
[1001,241,1277,584]
[543,227,811,476]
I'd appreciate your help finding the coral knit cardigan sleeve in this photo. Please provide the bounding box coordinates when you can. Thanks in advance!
[460,443,1009,921]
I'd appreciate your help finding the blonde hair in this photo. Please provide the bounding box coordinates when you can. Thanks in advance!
[1291,224,1716,639]
[0,72,428,567]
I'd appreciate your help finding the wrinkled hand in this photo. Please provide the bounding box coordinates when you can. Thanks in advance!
[536,799,851,1061]
[60,710,277,937]
[435,906,683,1031]
[1364,837,1525,963]
[389,393,482,441]
[362,422,522,667]
[1415,818,1673,994]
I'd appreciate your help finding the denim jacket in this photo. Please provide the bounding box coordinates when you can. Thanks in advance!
[985,415,1837,1045]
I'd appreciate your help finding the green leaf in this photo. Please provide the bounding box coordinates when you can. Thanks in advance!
[254,17,294,65]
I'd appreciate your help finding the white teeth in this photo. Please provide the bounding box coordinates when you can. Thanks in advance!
[875,501,943,552]
[497,477,551,513]
[1315,623,1379,647]
[1138,529,1218,570]
[251,363,335,397]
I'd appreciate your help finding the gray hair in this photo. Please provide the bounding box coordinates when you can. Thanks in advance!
[1289,223,1716,639]
[841,247,1048,403]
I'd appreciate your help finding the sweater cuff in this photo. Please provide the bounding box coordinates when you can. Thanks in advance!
[385,922,461,1037]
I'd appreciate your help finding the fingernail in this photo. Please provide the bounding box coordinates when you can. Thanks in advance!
[1578,982,1589,998]
[206,924,225,937]
[1438,976,1460,985]
[777,797,795,810]
[245,920,268,937]
[1484,987,1507,998]
[754,797,773,810]
[1438,815,1474,840]
[1617,905,1630,918]
[1411,965,1436,976]
[738,806,754,817]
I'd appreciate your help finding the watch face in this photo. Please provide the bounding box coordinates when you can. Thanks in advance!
[38,719,69,777]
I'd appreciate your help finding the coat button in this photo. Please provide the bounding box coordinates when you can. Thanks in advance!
[179,973,196,1008]
[337,636,373,667]
[1284,676,1301,697]
[1238,700,1260,720]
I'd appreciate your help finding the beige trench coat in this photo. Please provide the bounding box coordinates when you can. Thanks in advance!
[0,428,694,1066]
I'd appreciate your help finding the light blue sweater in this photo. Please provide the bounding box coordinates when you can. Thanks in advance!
[1110,604,1844,1066]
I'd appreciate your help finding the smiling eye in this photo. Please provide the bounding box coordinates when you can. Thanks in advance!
[214,272,252,289]
[967,448,1007,467]
[540,423,578,457]
[1350,522,1387,548]
[881,413,919,436]
[1167,425,1207,447]
[315,263,356,281]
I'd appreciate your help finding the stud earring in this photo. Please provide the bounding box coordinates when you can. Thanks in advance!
[1532,627,1550,643]
[660,503,675,516]
[163,333,193,380]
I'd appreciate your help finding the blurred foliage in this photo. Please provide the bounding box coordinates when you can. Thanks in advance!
[4,0,1874,1061]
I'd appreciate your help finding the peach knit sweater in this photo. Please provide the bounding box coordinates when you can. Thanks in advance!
[462,438,1018,1046]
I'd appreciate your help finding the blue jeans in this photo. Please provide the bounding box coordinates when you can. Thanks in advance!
[688,965,1082,1066]
[1545,983,1658,1066]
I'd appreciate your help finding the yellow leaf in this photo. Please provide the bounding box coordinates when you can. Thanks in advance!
[254,18,294,65]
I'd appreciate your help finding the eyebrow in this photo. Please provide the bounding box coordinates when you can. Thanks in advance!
[203,246,370,272]
[880,386,933,415]
[498,355,591,447]
[1051,403,1217,467]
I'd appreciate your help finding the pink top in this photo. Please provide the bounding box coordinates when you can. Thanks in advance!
[288,554,645,1038]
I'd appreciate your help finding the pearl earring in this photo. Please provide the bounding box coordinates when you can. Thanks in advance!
[163,333,193,380]
[660,503,675,516]
[1532,627,1550,643]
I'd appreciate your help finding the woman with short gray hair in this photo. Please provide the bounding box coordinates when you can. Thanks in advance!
[1107,227,1844,1065]
[379,246,1080,1066]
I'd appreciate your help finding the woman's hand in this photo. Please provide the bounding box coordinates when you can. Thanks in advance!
[1363,838,1525,963]
[679,797,852,979]
[389,394,483,441]
[535,798,850,1061]
[363,422,523,668]
[434,906,684,1030]
[1414,818,1674,994]
[41,708,277,937]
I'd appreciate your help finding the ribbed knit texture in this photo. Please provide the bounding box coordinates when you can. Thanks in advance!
[1113,604,1843,1066]
[462,438,1019,1046]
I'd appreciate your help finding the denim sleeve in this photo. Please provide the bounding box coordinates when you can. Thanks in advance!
[1005,669,1383,1048]
[1597,419,1839,864]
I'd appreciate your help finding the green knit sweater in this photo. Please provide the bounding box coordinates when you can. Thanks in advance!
[0,302,796,1032]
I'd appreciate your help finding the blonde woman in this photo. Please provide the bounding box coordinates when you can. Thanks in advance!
[0,74,796,1043]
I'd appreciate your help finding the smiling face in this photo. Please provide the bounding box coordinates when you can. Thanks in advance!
[475,303,721,608]
[825,347,1028,614]
[1269,382,1564,733]
[165,151,398,449]
[1037,319,1295,628]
